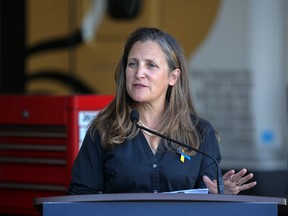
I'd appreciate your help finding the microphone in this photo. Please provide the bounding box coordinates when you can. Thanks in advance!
[130,110,224,194]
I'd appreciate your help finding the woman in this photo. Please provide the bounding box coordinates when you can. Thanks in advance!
[68,27,256,195]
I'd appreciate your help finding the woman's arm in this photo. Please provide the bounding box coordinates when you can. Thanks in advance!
[68,129,105,195]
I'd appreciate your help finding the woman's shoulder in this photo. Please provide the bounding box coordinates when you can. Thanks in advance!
[191,114,214,130]
[191,114,216,140]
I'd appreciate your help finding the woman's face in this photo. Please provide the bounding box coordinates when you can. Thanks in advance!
[125,40,179,107]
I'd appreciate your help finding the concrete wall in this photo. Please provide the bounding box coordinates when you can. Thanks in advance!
[189,0,287,197]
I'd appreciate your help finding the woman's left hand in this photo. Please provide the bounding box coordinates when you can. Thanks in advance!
[203,168,257,194]
[222,168,257,194]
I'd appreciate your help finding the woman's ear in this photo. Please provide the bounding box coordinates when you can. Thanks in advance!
[168,69,181,86]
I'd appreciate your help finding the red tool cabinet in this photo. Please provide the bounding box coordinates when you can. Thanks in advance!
[0,95,114,215]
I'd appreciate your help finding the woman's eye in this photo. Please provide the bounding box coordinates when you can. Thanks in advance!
[148,63,157,68]
[128,62,137,67]
[128,62,135,67]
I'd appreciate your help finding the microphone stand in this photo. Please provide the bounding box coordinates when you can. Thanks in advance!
[132,119,224,194]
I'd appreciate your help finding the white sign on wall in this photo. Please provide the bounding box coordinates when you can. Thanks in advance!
[78,111,99,149]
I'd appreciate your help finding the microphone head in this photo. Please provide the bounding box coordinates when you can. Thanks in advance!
[130,110,140,123]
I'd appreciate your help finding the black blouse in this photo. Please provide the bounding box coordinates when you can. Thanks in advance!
[68,118,222,194]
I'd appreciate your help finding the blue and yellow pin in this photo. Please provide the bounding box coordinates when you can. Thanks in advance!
[177,147,191,163]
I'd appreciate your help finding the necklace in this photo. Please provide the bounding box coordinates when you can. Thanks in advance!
[138,120,156,136]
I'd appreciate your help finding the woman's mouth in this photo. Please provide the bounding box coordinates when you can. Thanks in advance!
[133,83,146,88]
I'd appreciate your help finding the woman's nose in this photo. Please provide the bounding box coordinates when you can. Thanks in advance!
[135,65,145,78]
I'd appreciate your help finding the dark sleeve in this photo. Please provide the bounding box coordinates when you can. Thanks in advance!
[194,119,222,188]
[67,129,105,195]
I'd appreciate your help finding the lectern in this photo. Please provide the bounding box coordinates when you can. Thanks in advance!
[35,193,286,216]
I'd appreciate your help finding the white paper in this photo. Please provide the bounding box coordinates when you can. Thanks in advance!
[163,188,209,194]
